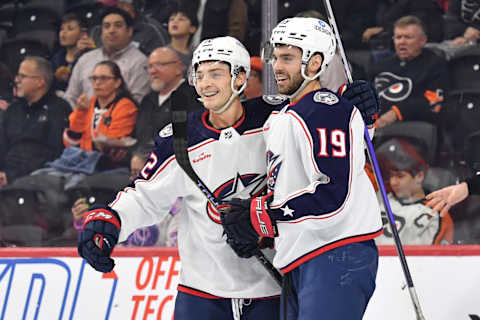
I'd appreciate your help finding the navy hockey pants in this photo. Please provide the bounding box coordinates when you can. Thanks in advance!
[280,240,378,320]
[174,291,280,320]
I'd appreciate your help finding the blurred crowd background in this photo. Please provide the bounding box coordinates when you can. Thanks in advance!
[0,0,479,247]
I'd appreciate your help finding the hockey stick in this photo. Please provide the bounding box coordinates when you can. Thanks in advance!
[171,106,283,287]
[321,1,426,319]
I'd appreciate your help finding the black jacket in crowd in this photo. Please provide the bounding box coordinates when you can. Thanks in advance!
[134,80,202,148]
[0,91,71,183]
[370,49,449,125]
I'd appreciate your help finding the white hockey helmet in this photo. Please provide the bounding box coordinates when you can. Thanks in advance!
[262,17,336,99]
[266,17,336,73]
[192,36,250,113]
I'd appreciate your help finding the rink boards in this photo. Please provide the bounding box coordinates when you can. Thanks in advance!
[0,246,479,320]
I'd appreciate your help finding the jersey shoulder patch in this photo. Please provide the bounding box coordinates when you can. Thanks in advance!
[313,91,339,105]
[262,94,288,106]
[159,123,173,138]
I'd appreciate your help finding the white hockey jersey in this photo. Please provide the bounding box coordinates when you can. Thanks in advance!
[375,193,454,245]
[110,98,281,298]
[263,89,383,273]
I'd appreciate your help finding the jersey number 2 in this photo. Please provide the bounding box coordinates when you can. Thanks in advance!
[316,128,346,158]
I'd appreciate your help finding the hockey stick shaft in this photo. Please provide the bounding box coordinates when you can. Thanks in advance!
[171,109,283,287]
[322,1,426,319]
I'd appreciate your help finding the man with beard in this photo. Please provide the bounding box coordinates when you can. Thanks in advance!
[370,15,449,129]
[134,46,202,149]
[220,17,383,319]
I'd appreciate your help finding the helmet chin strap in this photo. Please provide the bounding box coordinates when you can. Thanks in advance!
[284,63,326,100]
[211,76,246,114]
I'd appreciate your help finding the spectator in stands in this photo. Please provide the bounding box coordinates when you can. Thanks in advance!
[244,56,262,99]
[51,13,95,94]
[191,0,247,48]
[375,138,454,245]
[0,57,71,188]
[445,0,480,46]
[135,47,202,149]
[0,62,14,124]
[64,6,150,108]
[362,0,444,47]
[167,8,198,72]
[63,60,138,168]
[91,0,169,56]
[370,16,449,129]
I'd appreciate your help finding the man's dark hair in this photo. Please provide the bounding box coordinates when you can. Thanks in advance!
[101,6,134,28]
[169,6,199,28]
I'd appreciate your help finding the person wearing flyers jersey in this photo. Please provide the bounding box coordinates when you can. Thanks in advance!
[221,17,383,320]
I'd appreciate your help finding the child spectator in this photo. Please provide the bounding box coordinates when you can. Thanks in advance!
[375,138,454,245]
[167,8,198,74]
[51,13,95,95]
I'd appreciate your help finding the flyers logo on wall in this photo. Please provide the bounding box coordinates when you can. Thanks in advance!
[375,72,413,102]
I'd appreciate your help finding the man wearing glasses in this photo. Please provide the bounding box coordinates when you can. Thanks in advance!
[64,6,150,109]
[0,56,71,188]
[134,46,202,150]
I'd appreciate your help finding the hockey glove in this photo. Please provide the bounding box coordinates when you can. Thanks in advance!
[221,194,277,242]
[78,205,121,273]
[339,80,380,126]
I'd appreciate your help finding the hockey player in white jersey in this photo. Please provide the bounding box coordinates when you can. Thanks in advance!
[220,18,383,319]
[78,36,282,319]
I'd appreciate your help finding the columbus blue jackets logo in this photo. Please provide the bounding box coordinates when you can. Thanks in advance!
[206,173,266,224]
[266,151,282,192]
[375,72,412,102]
[313,92,339,105]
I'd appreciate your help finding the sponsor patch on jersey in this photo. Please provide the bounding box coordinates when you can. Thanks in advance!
[159,123,173,137]
[262,94,287,105]
[313,92,339,105]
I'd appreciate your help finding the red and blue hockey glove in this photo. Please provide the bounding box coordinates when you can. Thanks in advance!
[339,80,380,126]
[220,195,277,258]
[78,205,121,273]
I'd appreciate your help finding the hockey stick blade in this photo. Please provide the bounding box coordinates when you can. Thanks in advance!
[171,101,283,287]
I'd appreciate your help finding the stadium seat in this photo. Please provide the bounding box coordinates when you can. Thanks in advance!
[65,170,130,208]
[465,130,480,173]
[443,93,480,158]
[65,2,105,31]
[422,166,458,194]
[11,6,60,35]
[450,194,480,244]
[448,45,480,95]
[0,174,71,246]
[0,38,51,75]
[20,0,65,17]
[373,121,438,164]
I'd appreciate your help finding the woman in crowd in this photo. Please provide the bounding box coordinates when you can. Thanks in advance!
[63,60,138,168]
